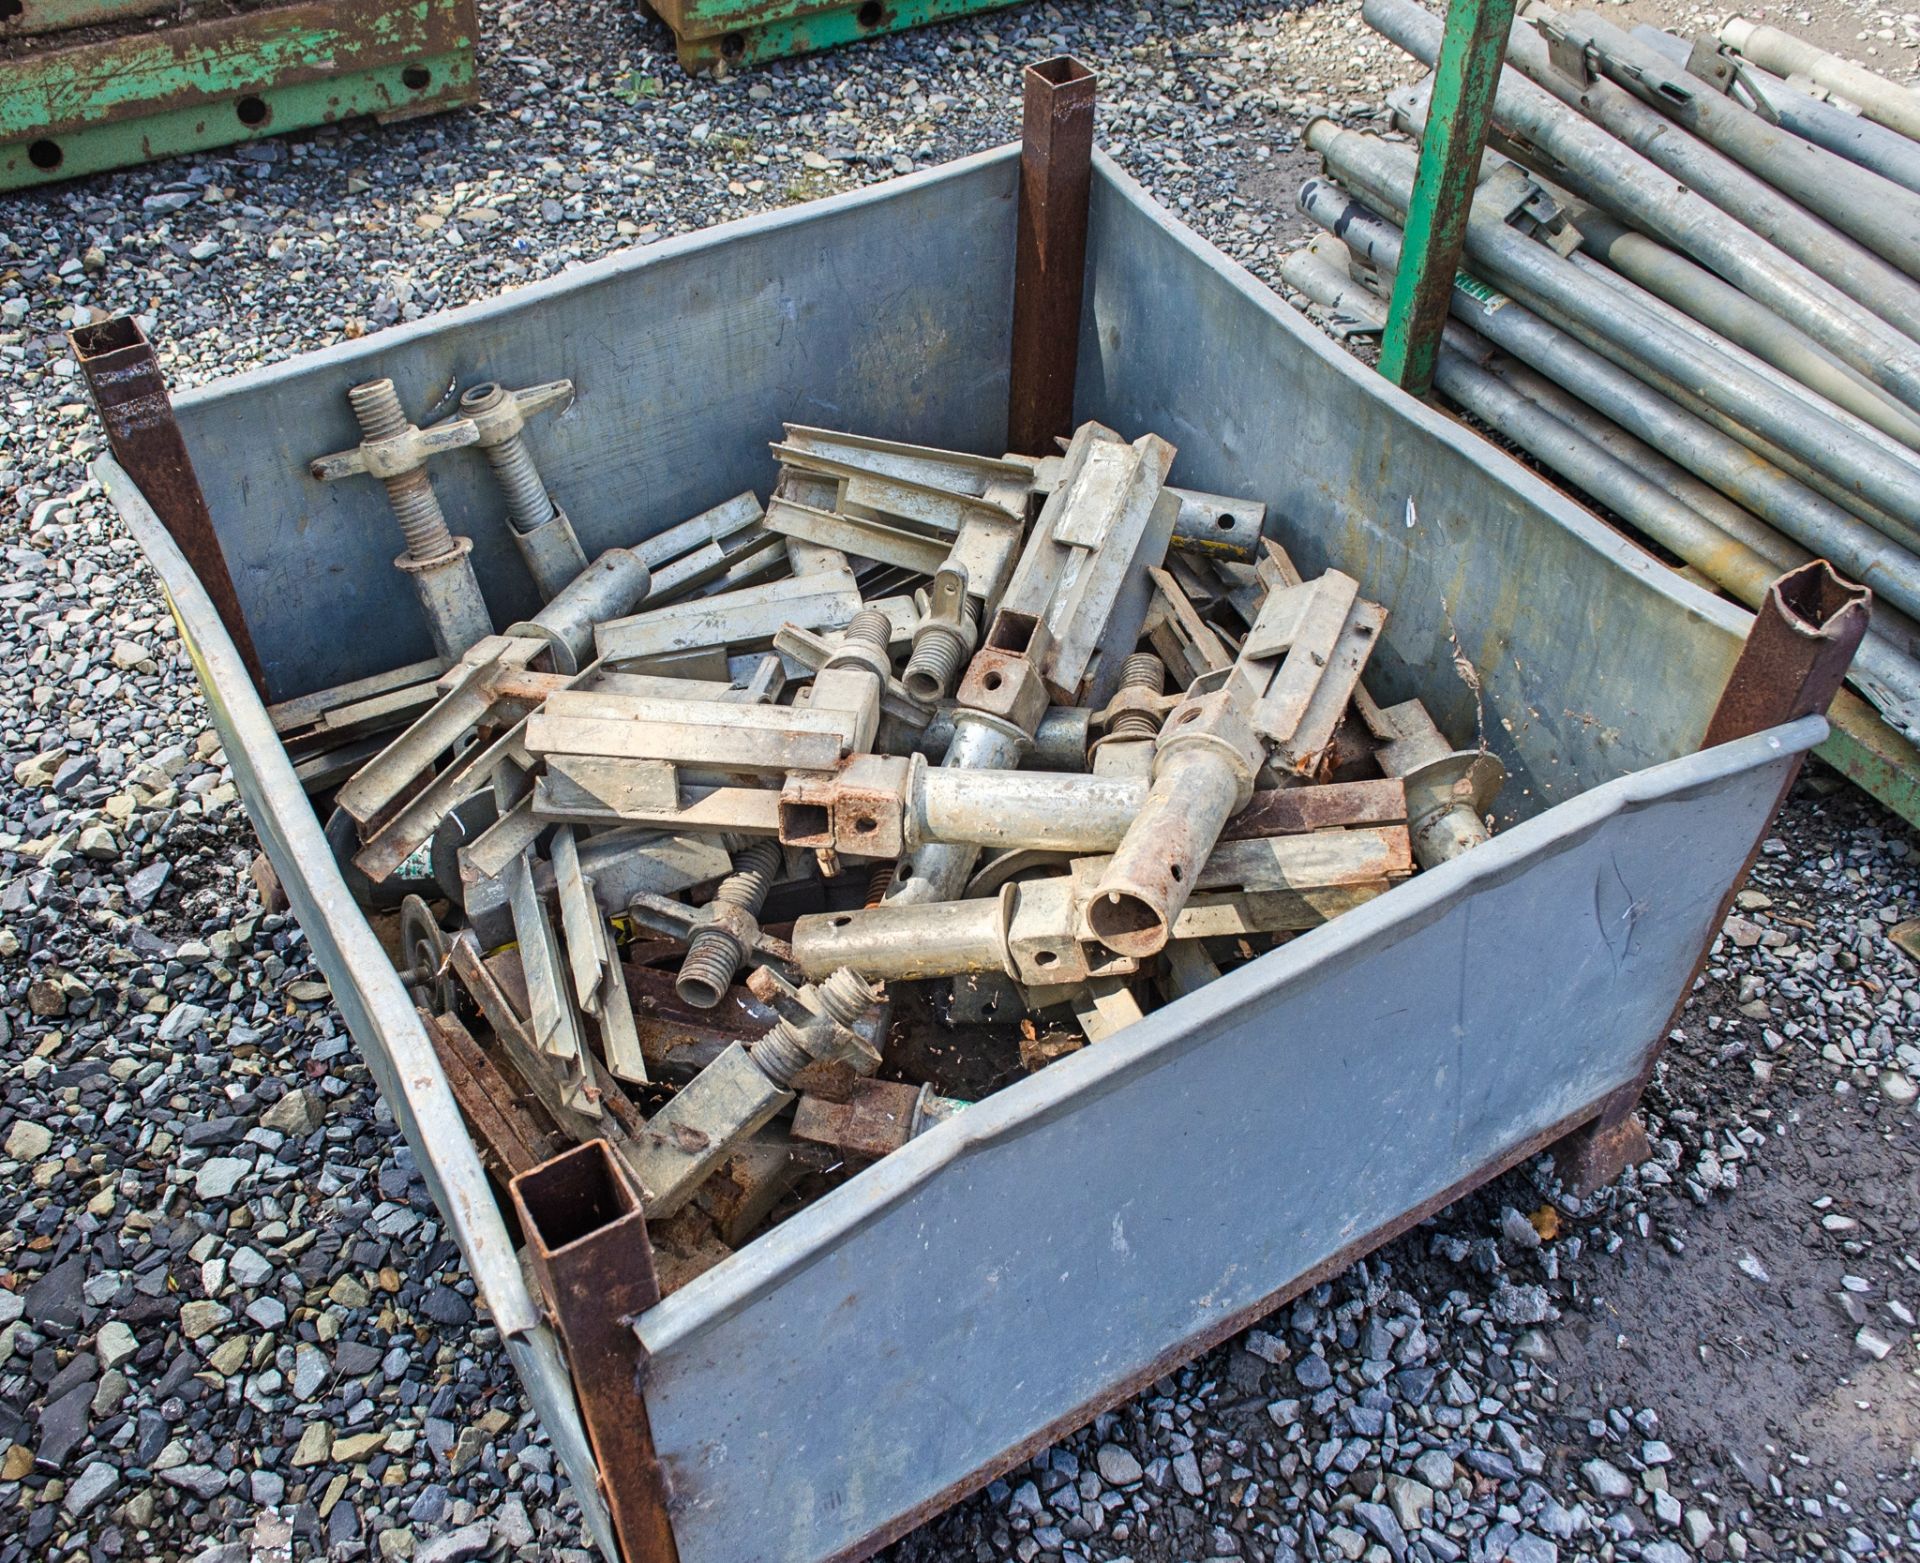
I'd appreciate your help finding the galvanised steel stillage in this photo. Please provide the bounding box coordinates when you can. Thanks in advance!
[99,144,1844,1563]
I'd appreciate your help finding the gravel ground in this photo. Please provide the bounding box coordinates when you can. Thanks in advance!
[3,0,1919,1559]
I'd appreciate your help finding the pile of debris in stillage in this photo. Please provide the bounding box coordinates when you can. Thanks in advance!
[283,394,1504,1292]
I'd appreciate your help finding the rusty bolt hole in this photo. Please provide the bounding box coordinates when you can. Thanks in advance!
[856,0,884,24]
[1034,949,1059,967]
[853,816,877,835]
[1216,513,1237,529]
[402,63,432,89]
[983,671,1004,691]
[1169,863,1183,882]
[1177,707,1200,724]
[235,95,271,127]
[831,915,853,928]
[28,139,62,170]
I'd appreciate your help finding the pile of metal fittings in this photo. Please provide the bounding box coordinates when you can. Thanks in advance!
[287,391,1504,1288]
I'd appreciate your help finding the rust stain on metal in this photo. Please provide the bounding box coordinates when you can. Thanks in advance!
[1221,777,1408,840]
[1007,57,1096,457]
[71,317,266,694]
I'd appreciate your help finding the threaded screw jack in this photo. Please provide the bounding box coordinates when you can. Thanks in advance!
[675,840,781,1008]
[460,382,556,535]
[749,967,880,1090]
[1110,653,1167,741]
[844,606,894,653]
[347,380,458,562]
[904,597,979,703]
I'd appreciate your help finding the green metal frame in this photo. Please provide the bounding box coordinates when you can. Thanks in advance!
[648,0,1020,72]
[1821,691,1920,830]
[1,0,477,191]
[1378,0,1517,395]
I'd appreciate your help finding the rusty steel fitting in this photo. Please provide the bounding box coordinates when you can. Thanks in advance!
[676,839,783,1009]
[311,379,494,660]
[748,966,886,1089]
[459,378,589,599]
[1084,681,1263,959]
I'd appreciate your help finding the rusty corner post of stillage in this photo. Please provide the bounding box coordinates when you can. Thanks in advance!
[1553,560,1871,1196]
[68,316,268,696]
[1007,56,1097,457]
[509,1140,680,1563]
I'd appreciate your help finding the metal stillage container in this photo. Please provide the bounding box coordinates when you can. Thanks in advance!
[96,144,1841,1563]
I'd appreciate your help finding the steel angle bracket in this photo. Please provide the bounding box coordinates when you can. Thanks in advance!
[505,848,600,1121]
[3,0,478,190]
[553,827,648,1085]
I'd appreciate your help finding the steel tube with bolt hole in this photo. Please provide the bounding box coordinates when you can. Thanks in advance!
[505,548,651,674]
[794,898,1009,983]
[913,768,1146,852]
[1306,123,1920,535]
[1085,746,1247,959]
[1363,0,1920,406]
[884,711,1030,905]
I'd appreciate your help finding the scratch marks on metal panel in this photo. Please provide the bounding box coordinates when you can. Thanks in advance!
[1593,851,1646,977]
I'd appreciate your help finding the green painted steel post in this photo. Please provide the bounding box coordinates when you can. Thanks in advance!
[1378,0,1517,396]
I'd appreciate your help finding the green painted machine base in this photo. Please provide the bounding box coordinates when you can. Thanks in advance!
[2,0,477,191]
[1821,689,1920,832]
[660,0,1020,72]
[2,51,473,189]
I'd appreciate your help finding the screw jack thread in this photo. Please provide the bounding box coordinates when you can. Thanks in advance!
[750,1021,813,1091]
[1111,653,1167,740]
[903,600,977,702]
[748,968,878,1090]
[816,967,879,1028]
[483,433,555,534]
[675,840,782,1008]
[461,384,556,534]
[347,379,456,562]
[863,863,894,908]
[844,606,894,654]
